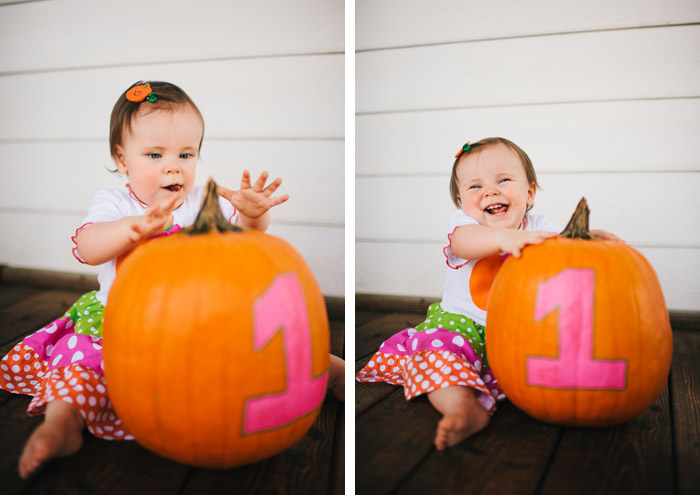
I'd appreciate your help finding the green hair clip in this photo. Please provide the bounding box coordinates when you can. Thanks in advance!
[455,141,471,158]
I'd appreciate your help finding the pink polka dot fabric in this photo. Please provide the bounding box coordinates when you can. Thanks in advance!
[356,327,505,414]
[0,316,133,441]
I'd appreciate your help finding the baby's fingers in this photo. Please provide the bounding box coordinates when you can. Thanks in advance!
[239,170,252,190]
[262,177,283,197]
[251,171,271,192]
[268,193,290,207]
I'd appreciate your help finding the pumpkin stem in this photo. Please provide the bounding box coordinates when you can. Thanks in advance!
[184,177,243,235]
[560,197,599,240]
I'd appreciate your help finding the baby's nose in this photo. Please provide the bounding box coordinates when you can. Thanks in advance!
[164,159,182,173]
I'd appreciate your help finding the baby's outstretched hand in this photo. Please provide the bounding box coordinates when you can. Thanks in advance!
[500,230,557,258]
[591,229,624,242]
[128,194,178,243]
[218,170,289,219]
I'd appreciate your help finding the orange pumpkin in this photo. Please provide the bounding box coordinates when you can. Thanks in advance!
[102,179,329,468]
[486,198,672,427]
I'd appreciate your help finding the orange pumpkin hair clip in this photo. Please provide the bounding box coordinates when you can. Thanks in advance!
[455,141,471,158]
[126,83,157,103]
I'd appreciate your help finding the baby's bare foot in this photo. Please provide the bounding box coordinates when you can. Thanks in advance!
[19,401,84,479]
[435,410,489,450]
[328,354,345,401]
[429,386,491,451]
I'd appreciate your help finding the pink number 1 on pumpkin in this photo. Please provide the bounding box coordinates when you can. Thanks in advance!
[526,268,627,390]
[243,272,328,434]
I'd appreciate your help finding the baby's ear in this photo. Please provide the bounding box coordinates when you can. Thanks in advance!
[114,146,128,174]
[526,182,536,205]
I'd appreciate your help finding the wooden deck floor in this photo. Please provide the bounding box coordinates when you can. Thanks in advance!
[0,276,344,495]
[355,308,700,495]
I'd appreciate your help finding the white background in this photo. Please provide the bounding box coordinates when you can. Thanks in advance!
[0,0,345,296]
[356,0,700,311]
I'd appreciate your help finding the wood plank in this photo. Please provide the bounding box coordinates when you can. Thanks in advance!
[0,285,43,309]
[670,331,700,495]
[356,99,700,175]
[0,0,343,74]
[396,401,561,495]
[355,312,426,360]
[357,0,700,50]
[539,390,673,494]
[180,397,341,494]
[355,390,439,495]
[0,55,343,140]
[357,25,700,113]
[0,395,44,494]
[0,289,84,347]
[22,434,192,495]
[0,267,98,293]
[355,381,397,418]
[355,310,389,328]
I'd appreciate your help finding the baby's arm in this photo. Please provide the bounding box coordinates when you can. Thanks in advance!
[75,195,177,266]
[217,170,289,232]
[451,224,557,260]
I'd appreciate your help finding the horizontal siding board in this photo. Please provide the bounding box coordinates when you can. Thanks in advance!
[0,139,344,226]
[356,173,700,247]
[0,55,344,140]
[356,99,700,175]
[357,25,700,113]
[0,212,344,297]
[0,0,344,73]
[356,241,700,311]
[357,0,700,50]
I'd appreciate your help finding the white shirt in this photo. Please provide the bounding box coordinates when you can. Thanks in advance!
[73,186,238,304]
[441,209,561,325]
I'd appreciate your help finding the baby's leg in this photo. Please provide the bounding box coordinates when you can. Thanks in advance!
[328,354,345,401]
[428,386,490,451]
[19,400,84,479]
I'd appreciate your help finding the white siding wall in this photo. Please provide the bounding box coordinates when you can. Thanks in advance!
[356,0,700,311]
[0,0,345,296]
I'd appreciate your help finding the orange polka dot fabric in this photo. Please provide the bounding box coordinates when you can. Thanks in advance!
[0,317,134,441]
[356,324,506,414]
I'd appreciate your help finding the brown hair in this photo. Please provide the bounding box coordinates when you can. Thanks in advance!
[109,81,204,160]
[449,137,539,211]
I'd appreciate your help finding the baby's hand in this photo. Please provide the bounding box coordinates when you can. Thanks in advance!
[499,230,557,258]
[217,170,289,219]
[591,229,624,242]
[128,194,178,242]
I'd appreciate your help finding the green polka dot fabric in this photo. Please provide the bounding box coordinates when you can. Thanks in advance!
[414,302,488,365]
[63,291,105,338]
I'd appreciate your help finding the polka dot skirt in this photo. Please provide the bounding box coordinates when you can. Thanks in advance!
[0,300,133,441]
[356,304,505,414]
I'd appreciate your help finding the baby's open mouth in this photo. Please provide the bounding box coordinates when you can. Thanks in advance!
[164,184,182,192]
[485,204,509,215]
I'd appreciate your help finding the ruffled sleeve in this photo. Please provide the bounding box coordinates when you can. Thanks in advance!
[71,190,126,264]
[443,210,479,269]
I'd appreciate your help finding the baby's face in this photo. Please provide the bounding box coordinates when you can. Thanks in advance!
[455,143,535,229]
[114,105,203,208]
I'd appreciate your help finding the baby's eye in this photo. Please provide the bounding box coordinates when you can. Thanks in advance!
[499,178,511,183]
[469,184,481,189]
[149,153,162,159]
[180,153,194,159]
